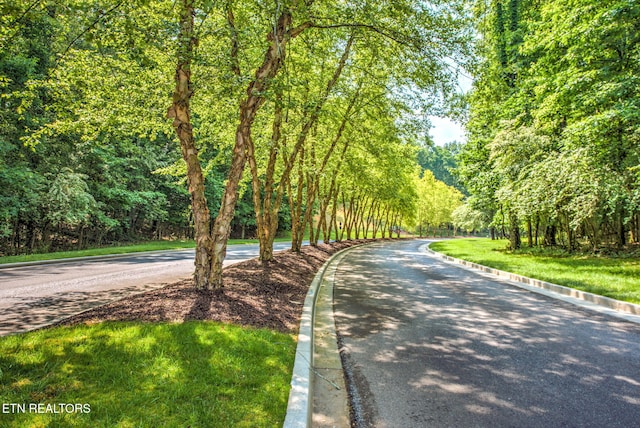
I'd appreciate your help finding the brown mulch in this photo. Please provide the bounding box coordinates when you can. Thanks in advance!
[58,240,373,334]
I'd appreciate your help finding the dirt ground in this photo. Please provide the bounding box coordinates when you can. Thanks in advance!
[59,240,375,334]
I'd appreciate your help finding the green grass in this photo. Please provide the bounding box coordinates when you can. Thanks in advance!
[0,322,296,427]
[430,238,640,305]
[0,240,197,265]
[0,238,294,265]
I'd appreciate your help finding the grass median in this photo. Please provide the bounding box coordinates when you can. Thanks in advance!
[0,240,197,265]
[430,238,640,305]
[0,321,296,427]
[0,239,282,265]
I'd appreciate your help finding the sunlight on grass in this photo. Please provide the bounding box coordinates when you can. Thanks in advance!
[0,238,298,265]
[0,240,197,264]
[0,322,296,427]
[430,238,640,304]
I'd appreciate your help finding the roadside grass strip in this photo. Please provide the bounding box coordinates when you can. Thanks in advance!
[0,238,303,265]
[0,240,197,265]
[430,239,640,305]
[0,322,296,427]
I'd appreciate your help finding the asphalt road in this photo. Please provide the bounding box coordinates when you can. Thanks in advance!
[0,242,292,336]
[334,240,640,427]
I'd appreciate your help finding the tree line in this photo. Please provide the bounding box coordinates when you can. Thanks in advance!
[1,1,471,287]
[457,0,640,251]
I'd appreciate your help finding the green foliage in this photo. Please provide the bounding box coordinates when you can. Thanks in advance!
[414,170,464,236]
[452,201,487,233]
[0,0,194,254]
[1,0,473,256]
[45,170,97,227]
[416,141,466,193]
[461,0,640,249]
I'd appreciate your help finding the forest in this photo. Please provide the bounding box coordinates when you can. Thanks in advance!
[457,0,640,252]
[2,0,638,288]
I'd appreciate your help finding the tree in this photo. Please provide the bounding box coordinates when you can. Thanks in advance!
[464,0,640,250]
[247,30,355,259]
[414,170,463,237]
[416,141,466,194]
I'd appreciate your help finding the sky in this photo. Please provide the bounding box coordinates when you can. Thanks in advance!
[428,69,473,146]
[428,116,466,146]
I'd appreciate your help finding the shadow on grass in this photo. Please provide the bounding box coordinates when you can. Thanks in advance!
[0,321,296,427]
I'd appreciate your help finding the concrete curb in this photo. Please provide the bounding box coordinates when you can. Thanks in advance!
[283,245,361,428]
[424,242,640,325]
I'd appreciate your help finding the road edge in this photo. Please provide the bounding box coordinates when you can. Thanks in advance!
[424,242,640,325]
[283,244,363,428]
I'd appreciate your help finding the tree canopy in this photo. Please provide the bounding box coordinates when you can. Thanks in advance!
[458,0,640,250]
[1,0,473,288]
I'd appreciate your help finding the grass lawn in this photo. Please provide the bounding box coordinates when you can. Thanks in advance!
[0,322,296,427]
[430,238,640,305]
[0,238,286,265]
[0,240,197,265]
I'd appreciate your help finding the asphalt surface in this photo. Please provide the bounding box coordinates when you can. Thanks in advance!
[0,242,292,336]
[333,240,640,427]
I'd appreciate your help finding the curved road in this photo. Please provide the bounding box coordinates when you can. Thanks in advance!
[0,242,292,336]
[334,240,640,427]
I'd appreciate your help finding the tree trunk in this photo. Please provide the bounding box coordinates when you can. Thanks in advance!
[343,192,355,240]
[363,198,376,238]
[207,10,304,285]
[372,201,382,238]
[630,213,639,244]
[618,218,627,248]
[290,147,306,252]
[508,210,521,250]
[328,186,340,243]
[168,0,214,289]
[382,205,391,238]
[247,90,283,262]
[544,223,557,247]
[340,191,349,241]
[247,33,353,259]
[315,184,328,243]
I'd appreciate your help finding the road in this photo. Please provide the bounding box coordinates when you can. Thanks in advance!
[0,242,292,336]
[333,240,640,427]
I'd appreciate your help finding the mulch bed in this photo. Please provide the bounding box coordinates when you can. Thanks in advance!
[58,239,374,334]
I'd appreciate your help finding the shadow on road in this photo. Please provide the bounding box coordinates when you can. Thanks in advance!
[334,242,640,427]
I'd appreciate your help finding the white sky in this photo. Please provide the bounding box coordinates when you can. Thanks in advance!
[427,69,472,146]
[428,116,466,146]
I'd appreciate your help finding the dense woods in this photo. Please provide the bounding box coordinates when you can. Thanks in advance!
[0,0,470,287]
[457,0,640,251]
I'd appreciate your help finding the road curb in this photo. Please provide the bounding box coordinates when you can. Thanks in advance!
[424,242,640,324]
[283,245,363,428]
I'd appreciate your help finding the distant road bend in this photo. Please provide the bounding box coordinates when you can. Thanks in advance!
[0,242,292,336]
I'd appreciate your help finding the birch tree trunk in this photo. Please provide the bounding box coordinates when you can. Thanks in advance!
[170,6,307,289]
[281,34,354,252]
[168,0,214,289]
